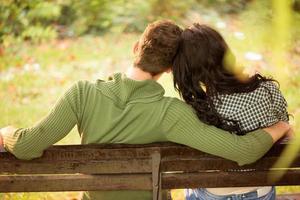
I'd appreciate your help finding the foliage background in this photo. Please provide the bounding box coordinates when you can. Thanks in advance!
[1,0,300,199]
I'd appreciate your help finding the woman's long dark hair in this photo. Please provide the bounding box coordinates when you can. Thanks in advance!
[172,24,275,134]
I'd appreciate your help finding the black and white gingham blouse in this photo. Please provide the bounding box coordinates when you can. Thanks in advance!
[212,81,289,133]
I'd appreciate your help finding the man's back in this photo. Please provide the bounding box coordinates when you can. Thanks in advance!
[78,73,170,145]
[75,73,187,199]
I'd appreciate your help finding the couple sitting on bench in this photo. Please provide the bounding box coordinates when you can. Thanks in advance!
[0,20,292,200]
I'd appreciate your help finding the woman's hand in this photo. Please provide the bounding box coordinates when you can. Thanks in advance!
[285,127,295,139]
[0,126,17,152]
[263,121,291,143]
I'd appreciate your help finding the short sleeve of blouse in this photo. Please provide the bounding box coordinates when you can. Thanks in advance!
[263,81,289,122]
[228,81,289,132]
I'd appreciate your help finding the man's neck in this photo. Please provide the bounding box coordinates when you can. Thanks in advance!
[126,67,161,81]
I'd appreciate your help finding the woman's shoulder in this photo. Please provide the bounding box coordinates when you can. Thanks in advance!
[244,80,280,102]
[216,80,287,130]
[212,81,280,122]
[215,80,280,104]
[259,80,280,92]
[258,81,287,106]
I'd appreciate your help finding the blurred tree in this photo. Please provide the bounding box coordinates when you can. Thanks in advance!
[194,0,254,13]
[1,0,298,44]
[293,0,300,12]
[0,0,61,43]
[150,0,194,20]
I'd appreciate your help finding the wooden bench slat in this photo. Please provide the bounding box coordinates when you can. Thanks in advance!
[2,156,299,174]
[1,169,299,192]
[1,144,299,174]
[0,142,294,162]
[161,157,300,172]
[1,142,300,194]
[0,147,158,161]
[0,159,152,174]
[276,193,300,200]
[162,170,300,188]
[0,174,152,192]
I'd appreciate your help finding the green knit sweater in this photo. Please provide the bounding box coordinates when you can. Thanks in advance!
[3,73,273,200]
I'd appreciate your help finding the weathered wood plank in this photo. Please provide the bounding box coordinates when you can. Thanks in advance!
[276,193,300,200]
[2,154,299,174]
[0,174,152,192]
[0,146,158,161]
[1,143,299,174]
[1,169,300,192]
[0,159,152,174]
[1,142,300,193]
[161,156,300,172]
[0,142,294,162]
[162,170,300,188]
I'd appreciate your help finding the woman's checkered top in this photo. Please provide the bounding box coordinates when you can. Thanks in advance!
[212,81,289,133]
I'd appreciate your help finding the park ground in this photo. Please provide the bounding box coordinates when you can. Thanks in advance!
[1,4,300,199]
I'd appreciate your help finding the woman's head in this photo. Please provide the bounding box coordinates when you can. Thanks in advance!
[172,24,272,133]
[173,24,241,96]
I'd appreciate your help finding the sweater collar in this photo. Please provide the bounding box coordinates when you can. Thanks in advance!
[96,73,165,105]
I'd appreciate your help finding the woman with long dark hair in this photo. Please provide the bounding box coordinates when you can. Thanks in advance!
[173,24,291,200]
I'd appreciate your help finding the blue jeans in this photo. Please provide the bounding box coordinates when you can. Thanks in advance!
[185,187,276,200]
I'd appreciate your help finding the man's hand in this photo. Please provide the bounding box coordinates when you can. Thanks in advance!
[0,126,17,152]
[263,121,291,143]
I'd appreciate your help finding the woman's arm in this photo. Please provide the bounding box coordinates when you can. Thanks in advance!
[263,121,291,141]
[0,82,83,160]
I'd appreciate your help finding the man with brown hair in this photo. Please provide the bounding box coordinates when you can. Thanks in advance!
[0,20,289,200]
[134,20,182,76]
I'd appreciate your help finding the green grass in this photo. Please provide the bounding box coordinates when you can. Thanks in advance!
[0,26,300,200]
[0,34,137,127]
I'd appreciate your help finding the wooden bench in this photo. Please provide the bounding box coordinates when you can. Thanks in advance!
[0,142,300,200]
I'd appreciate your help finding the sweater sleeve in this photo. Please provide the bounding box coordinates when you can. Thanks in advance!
[2,81,83,160]
[163,99,273,166]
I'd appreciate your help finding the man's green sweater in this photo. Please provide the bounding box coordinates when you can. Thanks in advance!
[3,73,273,199]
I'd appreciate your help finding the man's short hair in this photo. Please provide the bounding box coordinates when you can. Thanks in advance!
[134,20,183,75]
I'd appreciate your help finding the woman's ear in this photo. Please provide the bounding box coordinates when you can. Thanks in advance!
[133,41,139,54]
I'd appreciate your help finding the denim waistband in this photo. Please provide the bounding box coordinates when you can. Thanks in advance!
[185,187,275,200]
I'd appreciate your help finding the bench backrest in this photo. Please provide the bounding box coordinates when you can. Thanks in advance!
[0,142,299,195]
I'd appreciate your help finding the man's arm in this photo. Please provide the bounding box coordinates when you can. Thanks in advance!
[163,100,290,166]
[0,82,83,160]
